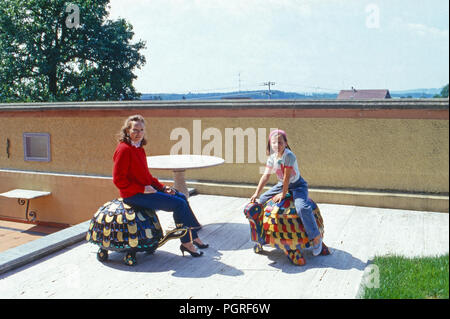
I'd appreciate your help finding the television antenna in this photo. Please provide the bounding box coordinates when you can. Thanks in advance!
[262,81,276,99]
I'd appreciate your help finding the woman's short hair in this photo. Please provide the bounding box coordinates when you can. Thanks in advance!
[118,114,147,146]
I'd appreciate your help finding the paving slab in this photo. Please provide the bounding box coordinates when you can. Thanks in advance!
[0,194,448,299]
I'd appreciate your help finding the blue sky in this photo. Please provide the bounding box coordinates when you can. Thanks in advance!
[108,0,449,94]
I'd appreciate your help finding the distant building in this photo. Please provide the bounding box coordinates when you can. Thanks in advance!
[337,88,391,99]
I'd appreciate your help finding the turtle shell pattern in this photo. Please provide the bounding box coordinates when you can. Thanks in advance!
[86,198,163,252]
[262,196,325,252]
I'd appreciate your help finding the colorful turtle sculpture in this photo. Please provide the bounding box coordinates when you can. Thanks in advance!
[243,193,330,265]
[86,198,189,266]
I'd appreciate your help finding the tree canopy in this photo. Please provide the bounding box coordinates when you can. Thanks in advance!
[440,84,449,98]
[0,0,146,102]
[434,84,449,98]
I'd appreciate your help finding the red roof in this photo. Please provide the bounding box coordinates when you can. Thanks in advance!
[337,89,391,99]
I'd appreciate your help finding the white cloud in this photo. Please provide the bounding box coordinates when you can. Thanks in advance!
[203,0,312,17]
[407,23,449,38]
[108,0,312,19]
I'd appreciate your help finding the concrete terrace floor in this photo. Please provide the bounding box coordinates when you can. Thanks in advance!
[0,194,448,299]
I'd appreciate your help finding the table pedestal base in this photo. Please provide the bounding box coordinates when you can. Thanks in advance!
[173,170,189,199]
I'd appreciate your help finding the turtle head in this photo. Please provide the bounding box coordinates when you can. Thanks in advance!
[243,202,264,242]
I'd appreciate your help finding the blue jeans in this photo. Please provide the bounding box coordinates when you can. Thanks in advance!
[258,178,320,240]
[123,191,201,243]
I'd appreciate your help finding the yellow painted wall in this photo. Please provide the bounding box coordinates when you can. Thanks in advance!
[0,115,448,193]
[0,101,448,223]
[0,170,117,225]
[149,117,449,193]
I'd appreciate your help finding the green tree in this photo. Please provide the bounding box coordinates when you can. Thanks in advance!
[440,84,449,98]
[0,0,146,102]
[434,84,449,98]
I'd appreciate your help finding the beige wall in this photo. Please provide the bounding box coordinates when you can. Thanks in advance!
[1,112,448,193]
[0,100,448,223]
[148,116,449,193]
[0,170,117,225]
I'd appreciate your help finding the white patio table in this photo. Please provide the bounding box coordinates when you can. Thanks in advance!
[147,154,225,198]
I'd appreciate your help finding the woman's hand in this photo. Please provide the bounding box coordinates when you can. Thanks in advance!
[144,185,157,194]
[163,186,176,195]
[272,193,285,203]
[250,193,258,203]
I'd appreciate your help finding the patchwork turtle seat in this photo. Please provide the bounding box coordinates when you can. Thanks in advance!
[243,193,330,266]
[86,198,188,266]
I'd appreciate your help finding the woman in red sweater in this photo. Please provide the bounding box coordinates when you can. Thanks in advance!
[113,115,207,257]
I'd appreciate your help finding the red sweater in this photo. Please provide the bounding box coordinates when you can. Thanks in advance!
[113,142,165,198]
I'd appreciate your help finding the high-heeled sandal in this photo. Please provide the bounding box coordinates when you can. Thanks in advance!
[180,244,204,257]
[193,241,209,249]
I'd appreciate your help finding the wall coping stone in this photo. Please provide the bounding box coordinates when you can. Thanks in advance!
[1,98,449,111]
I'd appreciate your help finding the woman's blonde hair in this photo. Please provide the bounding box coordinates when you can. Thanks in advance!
[118,114,147,146]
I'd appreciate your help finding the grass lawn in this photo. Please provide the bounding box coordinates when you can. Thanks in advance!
[361,254,449,299]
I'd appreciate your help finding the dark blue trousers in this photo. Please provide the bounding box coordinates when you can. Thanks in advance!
[123,191,201,243]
